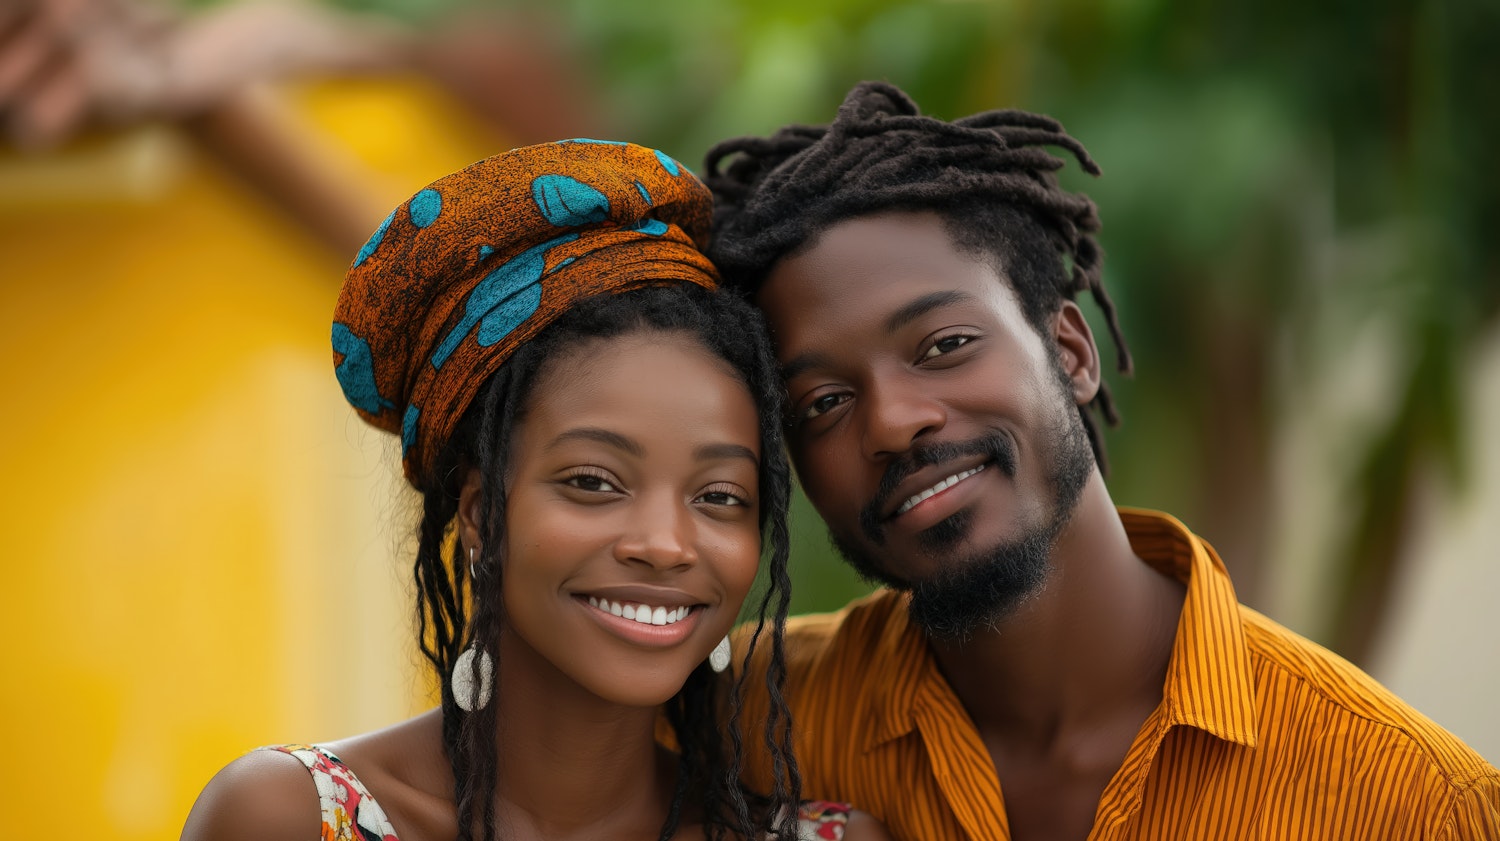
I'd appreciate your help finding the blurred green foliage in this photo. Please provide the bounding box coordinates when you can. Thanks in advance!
[534,0,1497,660]
[187,0,1499,656]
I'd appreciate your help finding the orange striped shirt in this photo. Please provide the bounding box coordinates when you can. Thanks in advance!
[738,508,1499,839]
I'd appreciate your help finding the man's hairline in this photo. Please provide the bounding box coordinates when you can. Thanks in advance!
[748,206,1064,342]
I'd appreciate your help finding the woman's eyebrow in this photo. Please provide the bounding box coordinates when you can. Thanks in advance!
[549,427,643,456]
[695,443,759,464]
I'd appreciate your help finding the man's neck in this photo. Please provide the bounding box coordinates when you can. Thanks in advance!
[928,477,1185,752]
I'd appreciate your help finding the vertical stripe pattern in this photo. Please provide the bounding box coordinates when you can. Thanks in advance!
[737,509,1499,839]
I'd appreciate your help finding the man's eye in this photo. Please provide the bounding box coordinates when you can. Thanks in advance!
[922,335,973,360]
[803,393,848,420]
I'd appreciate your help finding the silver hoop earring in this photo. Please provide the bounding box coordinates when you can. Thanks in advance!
[709,635,732,673]
[468,544,478,581]
[452,644,494,712]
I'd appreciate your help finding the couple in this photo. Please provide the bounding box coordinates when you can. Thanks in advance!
[183,82,1498,841]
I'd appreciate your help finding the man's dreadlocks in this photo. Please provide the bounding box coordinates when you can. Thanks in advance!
[704,80,1132,471]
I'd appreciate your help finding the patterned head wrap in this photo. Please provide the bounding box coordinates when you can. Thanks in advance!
[332,140,718,483]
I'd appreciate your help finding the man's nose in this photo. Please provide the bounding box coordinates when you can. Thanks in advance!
[860,377,946,461]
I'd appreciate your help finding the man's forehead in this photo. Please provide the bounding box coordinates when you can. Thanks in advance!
[759,216,1011,319]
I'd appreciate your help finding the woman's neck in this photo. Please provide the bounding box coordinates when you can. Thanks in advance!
[487,629,681,840]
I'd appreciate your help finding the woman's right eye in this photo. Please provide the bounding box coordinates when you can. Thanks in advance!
[802,392,849,420]
[566,474,619,493]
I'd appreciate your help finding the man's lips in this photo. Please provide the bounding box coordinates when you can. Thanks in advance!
[890,461,991,518]
[859,433,1017,543]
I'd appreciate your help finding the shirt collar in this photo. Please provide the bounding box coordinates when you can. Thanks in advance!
[1120,508,1258,747]
[863,591,932,749]
[861,508,1259,751]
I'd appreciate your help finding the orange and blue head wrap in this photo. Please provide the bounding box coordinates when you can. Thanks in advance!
[332,140,719,483]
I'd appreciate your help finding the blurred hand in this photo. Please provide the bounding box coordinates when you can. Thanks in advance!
[0,0,408,150]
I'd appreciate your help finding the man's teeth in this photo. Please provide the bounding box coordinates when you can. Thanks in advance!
[896,464,988,515]
[586,597,692,626]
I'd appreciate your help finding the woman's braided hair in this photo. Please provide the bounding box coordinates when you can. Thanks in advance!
[412,284,802,841]
[705,80,1133,470]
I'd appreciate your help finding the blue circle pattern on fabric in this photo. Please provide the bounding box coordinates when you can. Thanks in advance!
[532,175,610,227]
[430,232,581,369]
[401,405,420,455]
[653,150,680,176]
[332,323,395,413]
[410,189,443,228]
[428,163,675,374]
[632,218,669,236]
[354,211,394,268]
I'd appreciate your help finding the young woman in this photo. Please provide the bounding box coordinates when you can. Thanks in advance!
[180,141,886,841]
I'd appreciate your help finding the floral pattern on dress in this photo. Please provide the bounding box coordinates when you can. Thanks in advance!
[795,799,851,840]
[260,744,399,841]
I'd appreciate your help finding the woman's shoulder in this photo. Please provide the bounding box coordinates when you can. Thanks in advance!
[841,809,892,841]
[180,714,447,841]
[795,801,892,841]
[180,747,322,841]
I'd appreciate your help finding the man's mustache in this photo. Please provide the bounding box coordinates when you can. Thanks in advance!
[859,433,1018,544]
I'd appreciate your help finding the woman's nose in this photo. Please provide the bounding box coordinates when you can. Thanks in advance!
[612,492,698,570]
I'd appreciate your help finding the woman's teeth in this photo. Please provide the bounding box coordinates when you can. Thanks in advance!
[896,463,988,515]
[586,597,692,626]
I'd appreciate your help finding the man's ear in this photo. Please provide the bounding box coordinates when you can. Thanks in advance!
[456,467,485,555]
[1054,300,1101,406]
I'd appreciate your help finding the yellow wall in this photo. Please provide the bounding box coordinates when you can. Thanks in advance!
[0,79,499,839]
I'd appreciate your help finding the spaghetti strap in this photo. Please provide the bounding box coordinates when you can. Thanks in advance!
[258,744,400,841]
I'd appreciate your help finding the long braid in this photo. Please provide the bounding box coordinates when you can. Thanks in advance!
[763,521,800,841]
[707,80,1133,471]
[464,367,518,841]
[718,315,801,840]
[411,447,468,833]
[659,667,713,840]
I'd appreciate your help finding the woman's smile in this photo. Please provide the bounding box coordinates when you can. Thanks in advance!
[578,595,705,646]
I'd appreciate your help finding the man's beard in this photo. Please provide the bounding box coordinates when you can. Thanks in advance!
[828,371,1096,641]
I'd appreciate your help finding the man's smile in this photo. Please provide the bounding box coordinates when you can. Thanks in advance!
[893,462,990,517]
[858,433,1018,544]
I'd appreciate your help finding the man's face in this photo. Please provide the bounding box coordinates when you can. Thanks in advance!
[757,211,1098,638]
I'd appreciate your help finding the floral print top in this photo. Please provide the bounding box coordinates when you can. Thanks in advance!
[260,744,851,840]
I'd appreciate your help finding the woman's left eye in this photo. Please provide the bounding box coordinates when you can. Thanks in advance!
[922,334,973,360]
[696,488,748,507]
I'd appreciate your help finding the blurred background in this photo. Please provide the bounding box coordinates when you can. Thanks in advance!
[1,0,1496,836]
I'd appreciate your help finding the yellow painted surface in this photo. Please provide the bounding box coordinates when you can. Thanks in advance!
[0,78,499,839]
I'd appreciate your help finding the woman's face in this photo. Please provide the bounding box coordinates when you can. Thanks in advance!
[473,330,763,708]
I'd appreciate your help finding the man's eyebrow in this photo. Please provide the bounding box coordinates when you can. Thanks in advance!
[549,428,643,456]
[779,291,976,382]
[885,290,975,334]
[779,349,835,384]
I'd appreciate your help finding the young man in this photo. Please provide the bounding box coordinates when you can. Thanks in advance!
[707,81,1498,840]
